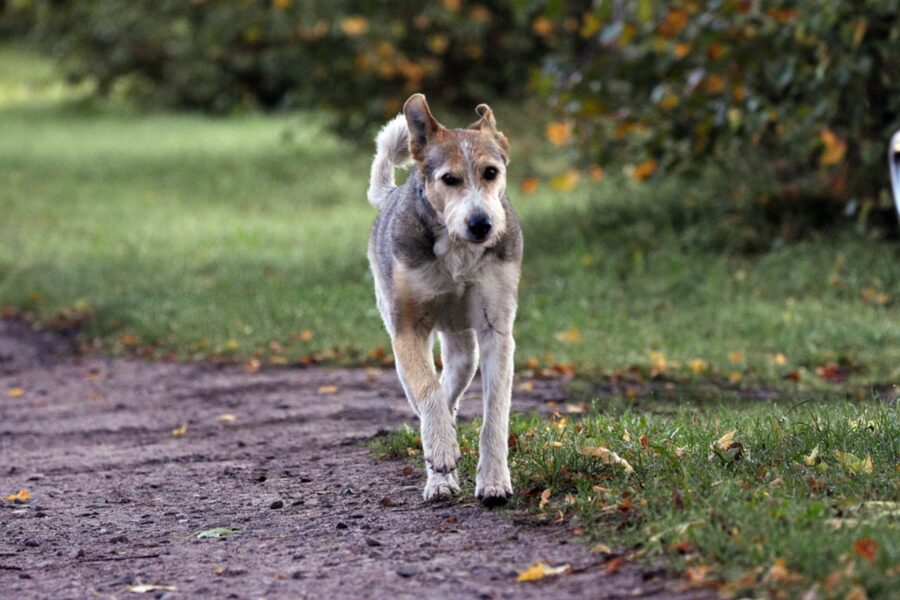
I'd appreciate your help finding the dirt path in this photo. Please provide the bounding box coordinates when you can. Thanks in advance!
[0,319,710,599]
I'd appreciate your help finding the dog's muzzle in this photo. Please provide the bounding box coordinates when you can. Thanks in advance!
[466,212,492,243]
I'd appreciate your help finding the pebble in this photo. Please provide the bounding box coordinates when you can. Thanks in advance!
[395,565,418,578]
[270,500,284,510]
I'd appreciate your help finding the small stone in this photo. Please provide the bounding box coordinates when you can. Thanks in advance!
[270,500,284,510]
[336,522,348,530]
[396,565,417,578]
[291,571,305,580]
[365,537,382,547]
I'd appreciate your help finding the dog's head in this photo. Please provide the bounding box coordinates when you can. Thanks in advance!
[404,93,509,247]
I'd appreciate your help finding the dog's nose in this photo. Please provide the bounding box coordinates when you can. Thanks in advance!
[467,213,492,241]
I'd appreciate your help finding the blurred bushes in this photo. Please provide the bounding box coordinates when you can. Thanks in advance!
[4,0,899,230]
[536,0,900,224]
[11,0,548,131]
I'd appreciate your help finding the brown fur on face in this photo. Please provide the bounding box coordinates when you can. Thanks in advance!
[403,94,509,244]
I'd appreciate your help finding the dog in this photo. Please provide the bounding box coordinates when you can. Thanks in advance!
[366,94,523,506]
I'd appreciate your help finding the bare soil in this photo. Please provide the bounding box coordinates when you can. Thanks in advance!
[0,319,711,599]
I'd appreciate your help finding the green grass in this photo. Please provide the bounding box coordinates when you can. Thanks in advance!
[0,45,898,386]
[371,401,899,598]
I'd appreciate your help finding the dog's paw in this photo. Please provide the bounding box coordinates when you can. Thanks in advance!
[423,471,460,502]
[424,439,461,474]
[475,481,513,508]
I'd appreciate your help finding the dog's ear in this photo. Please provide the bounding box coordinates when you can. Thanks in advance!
[404,93,443,161]
[470,103,509,164]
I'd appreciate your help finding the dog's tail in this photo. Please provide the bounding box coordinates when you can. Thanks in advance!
[367,114,410,208]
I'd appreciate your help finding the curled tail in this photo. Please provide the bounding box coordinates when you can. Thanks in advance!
[367,114,410,208]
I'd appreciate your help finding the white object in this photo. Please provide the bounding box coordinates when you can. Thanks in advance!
[890,129,900,219]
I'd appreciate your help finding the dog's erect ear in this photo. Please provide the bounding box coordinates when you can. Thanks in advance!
[404,93,443,161]
[470,103,509,163]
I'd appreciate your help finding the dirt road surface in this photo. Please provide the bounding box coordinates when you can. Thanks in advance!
[0,319,711,599]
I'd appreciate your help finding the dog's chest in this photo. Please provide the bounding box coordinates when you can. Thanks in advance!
[432,236,486,292]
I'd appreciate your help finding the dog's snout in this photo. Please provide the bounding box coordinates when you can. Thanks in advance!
[467,213,492,241]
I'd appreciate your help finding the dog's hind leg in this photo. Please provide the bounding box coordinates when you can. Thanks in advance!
[392,329,461,500]
[439,329,478,420]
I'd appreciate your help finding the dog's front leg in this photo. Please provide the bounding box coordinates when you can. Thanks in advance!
[474,264,519,506]
[392,329,461,500]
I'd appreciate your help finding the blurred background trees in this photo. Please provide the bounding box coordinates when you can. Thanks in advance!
[3,0,898,232]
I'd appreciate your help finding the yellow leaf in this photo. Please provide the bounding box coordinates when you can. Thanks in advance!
[272,0,291,9]
[225,339,239,350]
[340,16,369,37]
[8,387,24,398]
[555,327,583,344]
[804,445,819,466]
[516,561,570,582]
[589,165,605,181]
[318,385,339,394]
[590,542,613,554]
[578,446,634,474]
[171,425,188,437]
[689,359,708,373]
[622,428,631,442]
[833,450,869,474]
[820,129,846,166]
[728,371,742,384]
[7,489,30,503]
[545,121,572,146]
[673,42,692,58]
[217,413,237,423]
[774,352,787,366]
[549,169,580,191]
[714,430,736,451]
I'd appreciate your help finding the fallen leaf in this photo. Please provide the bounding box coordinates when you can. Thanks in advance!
[853,538,878,561]
[8,387,24,398]
[517,381,535,392]
[7,489,30,503]
[774,352,788,366]
[217,413,237,423]
[539,488,552,510]
[728,351,744,363]
[605,556,625,573]
[555,327,583,344]
[318,385,339,394]
[292,329,315,342]
[713,430,736,451]
[590,542,612,554]
[804,445,820,466]
[516,560,571,582]
[688,359,708,373]
[128,584,177,593]
[578,446,634,474]
[845,585,868,600]
[196,527,238,539]
[171,425,188,437]
[834,450,872,475]
[549,169,580,192]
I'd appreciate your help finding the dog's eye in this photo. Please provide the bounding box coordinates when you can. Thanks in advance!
[483,167,498,181]
[441,173,461,186]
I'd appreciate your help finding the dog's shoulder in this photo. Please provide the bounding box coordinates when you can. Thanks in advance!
[372,172,439,272]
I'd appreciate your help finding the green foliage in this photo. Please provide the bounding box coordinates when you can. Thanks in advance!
[374,400,900,598]
[16,0,547,129]
[538,0,900,222]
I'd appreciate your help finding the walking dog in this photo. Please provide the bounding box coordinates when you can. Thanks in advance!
[367,94,523,506]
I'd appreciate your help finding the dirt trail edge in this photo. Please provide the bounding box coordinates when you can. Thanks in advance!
[0,320,710,599]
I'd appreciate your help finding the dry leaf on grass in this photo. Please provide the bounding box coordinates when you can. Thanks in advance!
[578,446,634,474]
[318,385,339,394]
[171,425,188,437]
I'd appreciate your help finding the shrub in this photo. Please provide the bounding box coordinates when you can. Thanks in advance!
[536,0,900,226]
[18,0,549,130]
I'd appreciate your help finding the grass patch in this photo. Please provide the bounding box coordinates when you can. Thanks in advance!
[0,45,898,386]
[371,399,899,598]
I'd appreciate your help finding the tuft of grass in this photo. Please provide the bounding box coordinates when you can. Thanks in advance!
[372,399,899,598]
[0,46,898,385]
